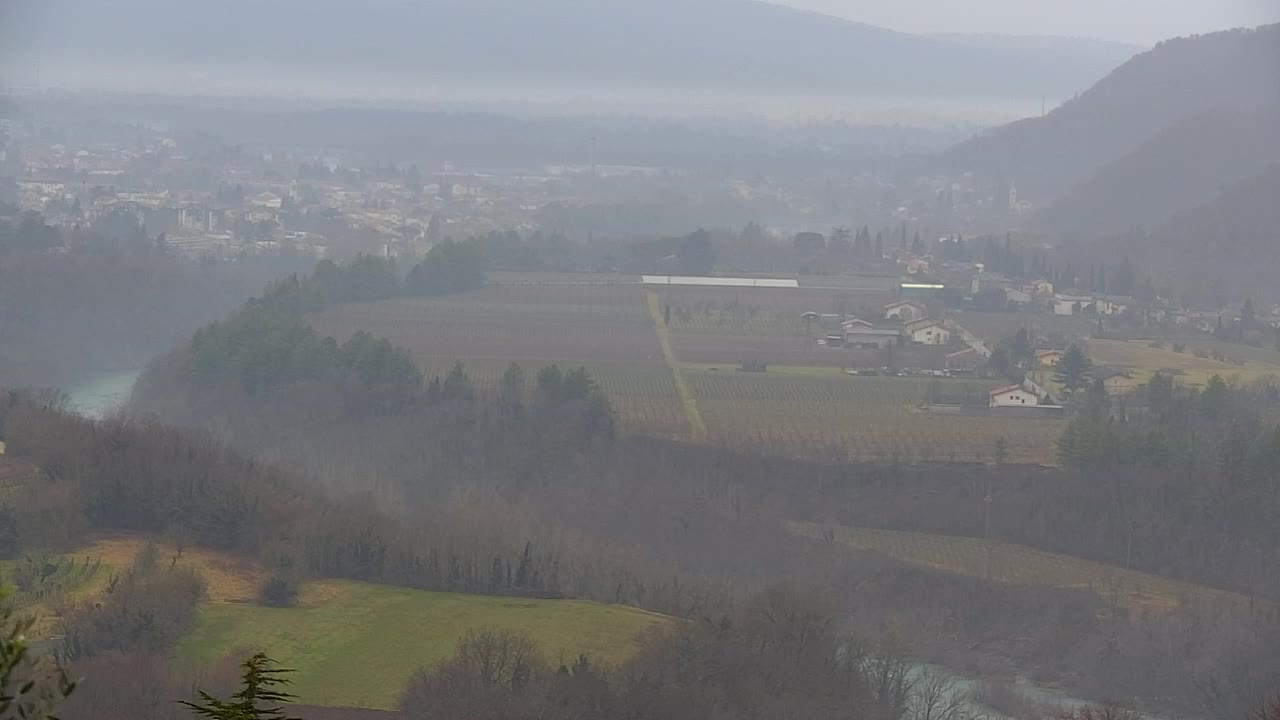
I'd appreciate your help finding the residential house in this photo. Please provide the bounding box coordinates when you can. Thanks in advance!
[1035,350,1065,367]
[883,301,927,323]
[252,191,283,209]
[1025,279,1055,297]
[1022,377,1053,403]
[1004,289,1033,306]
[1054,294,1093,316]
[841,318,874,332]
[990,384,1039,408]
[1094,296,1133,316]
[1089,368,1137,396]
[905,319,951,346]
[906,258,930,275]
[970,271,992,295]
[244,208,277,225]
[1181,311,1220,333]
[945,347,982,372]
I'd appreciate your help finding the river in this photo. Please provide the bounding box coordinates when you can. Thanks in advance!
[64,368,144,419]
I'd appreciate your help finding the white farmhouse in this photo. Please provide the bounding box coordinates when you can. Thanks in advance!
[905,319,951,345]
[990,384,1039,408]
[883,300,927,323]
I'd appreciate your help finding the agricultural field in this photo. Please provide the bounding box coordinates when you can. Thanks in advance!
[790,523,1261,614]
[949,310,1095,347]
[1089,338,1280,387]
[309,277,1065,463]
[669,333,844,367]
[686,370,1064,463]
[309,285,690,439]
[179,581,669,709]
[661,285,892,338]
[310,284,662,368]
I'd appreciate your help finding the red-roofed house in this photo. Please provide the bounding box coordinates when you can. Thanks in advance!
[945,347,982,372]
[883,300,927,323]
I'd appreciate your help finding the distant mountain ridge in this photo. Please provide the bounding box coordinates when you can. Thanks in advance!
[936,24,1280,201]
[930,33,1145,63]
[0,0,1130,101]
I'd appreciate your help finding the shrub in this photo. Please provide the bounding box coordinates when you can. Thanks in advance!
[60,567,204,661]
[258,575,298,608]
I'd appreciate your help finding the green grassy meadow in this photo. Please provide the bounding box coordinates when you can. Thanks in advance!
[177,580,670,709]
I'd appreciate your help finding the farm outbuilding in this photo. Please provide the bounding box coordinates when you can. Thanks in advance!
[844,326,902,349]
[1089,368,1137,396]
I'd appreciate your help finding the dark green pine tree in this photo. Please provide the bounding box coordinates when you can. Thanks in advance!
[1054,344,1092,394]
[182,654,300,720]
[1201,374,1230,420]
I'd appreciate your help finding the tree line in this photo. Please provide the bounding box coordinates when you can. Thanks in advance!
[401,585,937,720]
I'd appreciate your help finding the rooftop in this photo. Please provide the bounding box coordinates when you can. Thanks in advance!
[641,276,799,288]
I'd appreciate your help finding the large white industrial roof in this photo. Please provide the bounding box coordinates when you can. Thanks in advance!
[641,275,799,288]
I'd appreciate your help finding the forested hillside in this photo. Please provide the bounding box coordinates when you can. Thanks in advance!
[0,208,304,388]
[1033,106,1280,238]
[1145,163,1280,293]
[936,24,1280,201]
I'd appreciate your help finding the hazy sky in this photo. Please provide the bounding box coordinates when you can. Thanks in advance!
[773,0,1280,45]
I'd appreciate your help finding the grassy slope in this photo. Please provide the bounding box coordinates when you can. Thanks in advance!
[39,536,668,710]
[178,581,669,709]
[791,522,1260,613]
[1089,338,1280,386]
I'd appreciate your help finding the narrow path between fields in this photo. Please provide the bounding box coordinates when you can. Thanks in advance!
[647,292,707,442]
